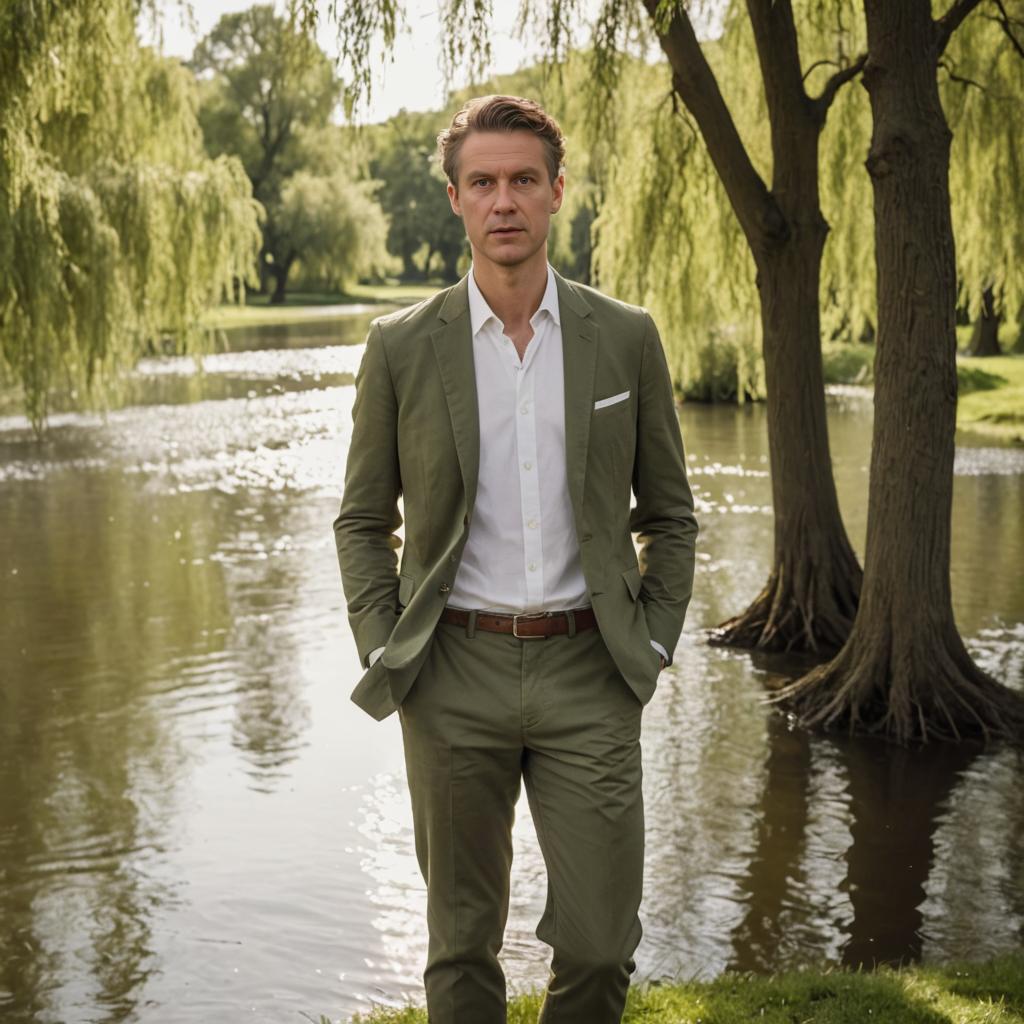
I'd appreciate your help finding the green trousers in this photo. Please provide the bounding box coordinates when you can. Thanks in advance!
[397,613,645,1023]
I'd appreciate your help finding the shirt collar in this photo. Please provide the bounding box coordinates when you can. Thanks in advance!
[467,262,561,337]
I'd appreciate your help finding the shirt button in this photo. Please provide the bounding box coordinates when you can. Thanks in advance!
[523,461,532,470]
[528,562,537,572]
[527,518,537,529]
[520,404,528,414]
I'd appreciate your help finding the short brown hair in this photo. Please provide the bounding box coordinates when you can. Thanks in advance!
[437,95,566,188]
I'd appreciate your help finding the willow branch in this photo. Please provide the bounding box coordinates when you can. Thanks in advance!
[935,0,985,55]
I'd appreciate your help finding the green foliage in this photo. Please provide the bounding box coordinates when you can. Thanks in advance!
[943,10,1024,324]
[590,50,765,403]
[191,5,340,196]
[192,4,394,300]
[367,111,466,281]
[280,172,396,289]
[0,0,263,431]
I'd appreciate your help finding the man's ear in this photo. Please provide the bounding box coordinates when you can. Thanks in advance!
[447,181,461,216]
[550,172,565,215]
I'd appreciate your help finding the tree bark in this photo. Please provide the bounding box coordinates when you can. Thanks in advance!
[966,285,1002,356]
[773,0,1024,743]
[644,0,863,654]
[269,252,295,304]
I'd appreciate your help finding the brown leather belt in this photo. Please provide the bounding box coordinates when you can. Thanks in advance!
[439,606,597,639]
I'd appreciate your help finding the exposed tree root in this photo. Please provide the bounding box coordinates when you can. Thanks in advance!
[768,629,1024,745]
[709,556,861,656]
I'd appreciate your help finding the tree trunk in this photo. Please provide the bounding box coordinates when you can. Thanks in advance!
[268,253,295,305]
[966,285,1002,356]
[773,0,1024,743]
[717,121,862,650]
[647,0,861,654]
[422,245,437,280]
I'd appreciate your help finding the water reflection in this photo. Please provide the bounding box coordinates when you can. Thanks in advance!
[0,322,1021,1021]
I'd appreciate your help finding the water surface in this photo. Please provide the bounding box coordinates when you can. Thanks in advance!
[1,314,1022,1022]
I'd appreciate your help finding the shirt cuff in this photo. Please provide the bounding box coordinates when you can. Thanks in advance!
[649,639,668,667]
[367,646,386,668]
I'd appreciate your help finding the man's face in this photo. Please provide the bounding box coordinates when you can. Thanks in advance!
[447,129,564,270]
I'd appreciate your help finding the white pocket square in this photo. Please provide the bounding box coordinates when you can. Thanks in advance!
[593,390,630,410]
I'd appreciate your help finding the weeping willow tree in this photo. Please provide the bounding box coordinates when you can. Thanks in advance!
[0,0,263,433]
[772,0,1024,744]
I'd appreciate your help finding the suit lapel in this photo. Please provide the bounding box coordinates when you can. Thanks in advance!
[555,270,597,527]
[430,274,480,512]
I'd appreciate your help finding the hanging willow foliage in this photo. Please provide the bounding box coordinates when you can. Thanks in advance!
[0,0,263,432]
[306,0,1024,397]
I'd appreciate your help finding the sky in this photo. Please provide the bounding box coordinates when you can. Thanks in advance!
[141,0,609,125]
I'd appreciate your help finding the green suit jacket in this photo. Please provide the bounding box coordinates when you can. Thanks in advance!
[333,268,698,720]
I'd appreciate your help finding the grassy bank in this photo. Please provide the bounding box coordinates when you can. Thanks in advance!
[822,341,1024,445]
[201,283,440,329]
[338,952,1024,1023]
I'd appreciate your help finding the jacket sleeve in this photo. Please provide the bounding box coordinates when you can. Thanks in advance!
[333,321,403,668]
[628,310,699,666]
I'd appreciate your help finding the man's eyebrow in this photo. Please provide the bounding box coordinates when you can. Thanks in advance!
[464,167,544,179]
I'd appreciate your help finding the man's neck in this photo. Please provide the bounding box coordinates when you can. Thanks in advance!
[471,250,549,333]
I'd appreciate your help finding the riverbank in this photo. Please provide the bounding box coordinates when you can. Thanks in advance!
[201,283,439,328]
[823,342,1023,445]
[343,952,1024,1023]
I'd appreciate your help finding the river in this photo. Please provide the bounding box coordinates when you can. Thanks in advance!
[1,311,1021,1022]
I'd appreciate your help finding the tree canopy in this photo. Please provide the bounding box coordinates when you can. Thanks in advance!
[1,0,262,431]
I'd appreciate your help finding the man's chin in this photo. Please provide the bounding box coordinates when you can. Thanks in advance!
[477,237,544,267]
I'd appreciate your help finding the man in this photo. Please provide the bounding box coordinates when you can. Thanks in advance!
[334,95,697,1023]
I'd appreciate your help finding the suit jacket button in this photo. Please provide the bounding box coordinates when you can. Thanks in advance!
[439,582,450,593]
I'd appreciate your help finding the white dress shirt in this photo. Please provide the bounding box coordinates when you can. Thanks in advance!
[367,263,666,667]
[448,262,586,612]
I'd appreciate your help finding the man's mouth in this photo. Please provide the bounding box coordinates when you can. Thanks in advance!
[491,227,522,234]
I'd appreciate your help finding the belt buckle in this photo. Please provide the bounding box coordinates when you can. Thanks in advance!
[512,611,548,639]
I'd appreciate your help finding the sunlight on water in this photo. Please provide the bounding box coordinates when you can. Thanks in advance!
[134,344,368,381]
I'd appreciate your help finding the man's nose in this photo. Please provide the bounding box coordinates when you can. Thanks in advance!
[492,181,517,212]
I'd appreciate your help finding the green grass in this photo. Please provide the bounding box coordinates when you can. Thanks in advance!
[201,282,441,329]
[332,952,1024,1023]
[955,354,1024,444]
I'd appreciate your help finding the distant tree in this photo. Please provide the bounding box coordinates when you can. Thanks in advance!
[966,286,1002,355]
[0,1,262,433]
[191,5,389,301]
[278,171,394,291]
[369,111,466,281]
